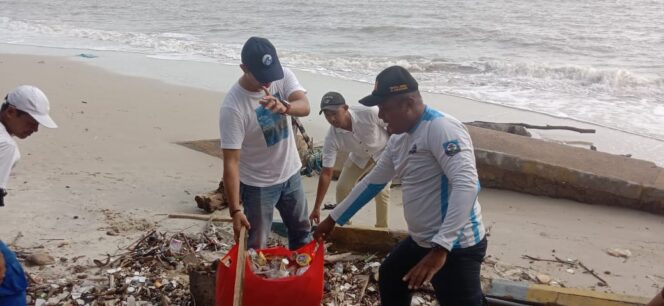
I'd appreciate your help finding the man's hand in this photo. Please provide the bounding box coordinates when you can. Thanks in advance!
[232,211,251,243]
[402,248,448,289]
[259,87,288,114]
[313,216,336,241]
[0,251,6,285]
[309,208,321,225]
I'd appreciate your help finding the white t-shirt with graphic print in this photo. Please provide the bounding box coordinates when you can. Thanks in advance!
[219,67,306,187]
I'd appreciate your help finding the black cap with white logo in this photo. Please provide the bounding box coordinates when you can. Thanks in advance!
[241,37,284,84]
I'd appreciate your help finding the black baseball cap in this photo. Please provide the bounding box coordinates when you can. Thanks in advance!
[319,91,346,114]
[241,37,284,84]
[359,66,419,106]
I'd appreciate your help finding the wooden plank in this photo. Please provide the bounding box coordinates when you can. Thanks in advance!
[487,279,650,306]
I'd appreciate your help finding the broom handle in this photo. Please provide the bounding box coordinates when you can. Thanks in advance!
[233,226,247,306]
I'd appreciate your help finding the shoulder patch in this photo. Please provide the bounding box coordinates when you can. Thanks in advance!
[443,140,461,156]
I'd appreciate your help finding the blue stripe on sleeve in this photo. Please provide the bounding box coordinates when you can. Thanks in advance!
[440,175,449,222]
[469,182,482,244]
[336,183,387,225]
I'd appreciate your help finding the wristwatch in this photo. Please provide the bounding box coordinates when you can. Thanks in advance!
[279,98,291,115]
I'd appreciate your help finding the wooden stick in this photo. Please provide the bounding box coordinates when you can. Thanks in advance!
[233,226,247,306]
[577,261,609,287]
[167,213,232,223]
[128,229,156,251]
[355,275,370,302]
[9,231,23,247]
[521,255,575,266]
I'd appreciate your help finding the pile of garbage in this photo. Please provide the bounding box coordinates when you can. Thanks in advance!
[21,221,439,305]
[246,249,312,279]
[321,253,436,306]
[26,222,237,305]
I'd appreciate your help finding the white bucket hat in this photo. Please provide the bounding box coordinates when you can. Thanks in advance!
[5,85,57,128]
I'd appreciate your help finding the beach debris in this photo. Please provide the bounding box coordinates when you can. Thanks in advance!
[194,180,229,212]
[520,254,609,287]
[323,203,337,210]
[24,221,237,305]
[26,252,55,266]
[465,121,596,135]
[77,53,98,58]
[606,248,632,259]
[300,146,323,177]
[9,231,23,247]
[320,249,440,306]
[536,274,552,284]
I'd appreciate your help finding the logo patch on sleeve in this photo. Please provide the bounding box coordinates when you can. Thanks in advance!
[443,140,461,156]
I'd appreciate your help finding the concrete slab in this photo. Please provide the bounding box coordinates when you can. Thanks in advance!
[469,126,664,215]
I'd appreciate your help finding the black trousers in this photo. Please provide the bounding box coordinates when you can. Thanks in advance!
[378,237,488,306]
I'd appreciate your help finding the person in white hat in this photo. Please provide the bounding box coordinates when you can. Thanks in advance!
[0,85,57,305]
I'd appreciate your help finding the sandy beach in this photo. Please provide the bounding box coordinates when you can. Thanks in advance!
[0,51,663,301]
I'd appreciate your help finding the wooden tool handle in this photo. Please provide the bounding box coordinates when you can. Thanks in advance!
[233,226,247,306]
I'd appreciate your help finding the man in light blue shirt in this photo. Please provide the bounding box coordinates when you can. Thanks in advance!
[314,66,487,306]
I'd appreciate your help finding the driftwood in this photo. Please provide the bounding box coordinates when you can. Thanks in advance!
[465,121,596,137]
[324,252,364,263]
[195,181,229,213]
[466,121,532,137]
[506,123,596,134]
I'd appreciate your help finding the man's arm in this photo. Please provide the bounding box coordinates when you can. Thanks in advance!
[314,146,396,240]
[429,119,480,251]
[311,130,340,224]
[219,104,249,243]
[282,67,310,117]
[222,149,250,242]
[0,141,17,207]
[285,90,310,117]
[310,167,334,224]
[259,89,310,117]
[260,67,310,116]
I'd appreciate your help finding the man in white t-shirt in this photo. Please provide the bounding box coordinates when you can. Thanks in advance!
[220,37,312,250]
[0,85,57,306]
[309,92,391,228]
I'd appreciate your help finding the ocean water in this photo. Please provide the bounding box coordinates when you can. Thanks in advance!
[1,0,662,139]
